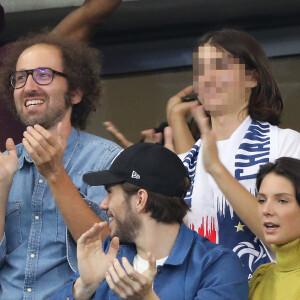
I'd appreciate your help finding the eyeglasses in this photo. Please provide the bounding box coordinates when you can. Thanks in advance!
[10,67,67,89]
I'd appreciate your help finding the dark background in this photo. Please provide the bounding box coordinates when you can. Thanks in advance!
[1,0,299,146]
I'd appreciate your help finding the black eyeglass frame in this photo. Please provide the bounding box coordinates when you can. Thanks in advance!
[10,67,67,89]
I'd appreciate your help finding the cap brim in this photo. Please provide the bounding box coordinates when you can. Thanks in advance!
[83,170,124,186]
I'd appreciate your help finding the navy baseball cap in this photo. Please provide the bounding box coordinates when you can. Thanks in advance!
[83,143,190,197]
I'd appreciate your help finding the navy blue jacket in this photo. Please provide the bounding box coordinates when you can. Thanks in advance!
[53,222,248,299]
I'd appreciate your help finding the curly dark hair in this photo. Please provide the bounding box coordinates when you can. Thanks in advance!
[194,28,283,125]
[0,31,102,130]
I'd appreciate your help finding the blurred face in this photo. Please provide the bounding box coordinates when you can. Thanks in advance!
[193,44,256,116]
[13,43,71,130]
[257,173,300,245]
[100,184,141,243]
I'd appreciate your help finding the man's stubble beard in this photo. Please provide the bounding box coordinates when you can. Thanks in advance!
[15,90,72,130]
[111,202,141,244]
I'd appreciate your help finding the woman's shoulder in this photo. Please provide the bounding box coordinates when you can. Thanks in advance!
[251,262,275,280]
[249,262,275,298]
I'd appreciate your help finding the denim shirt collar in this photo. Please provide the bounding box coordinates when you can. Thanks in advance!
[18,127,79,170]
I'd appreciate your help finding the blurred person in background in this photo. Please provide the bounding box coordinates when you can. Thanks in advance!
[180,28,300,281]
[193,105,300,299]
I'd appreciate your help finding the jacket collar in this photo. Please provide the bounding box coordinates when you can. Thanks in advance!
[117,222,194,267]
[164,222,194,266]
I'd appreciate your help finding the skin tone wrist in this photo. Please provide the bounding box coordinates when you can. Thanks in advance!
[143,289,160,300]
[73,277,101,300]
[206,157,224,176]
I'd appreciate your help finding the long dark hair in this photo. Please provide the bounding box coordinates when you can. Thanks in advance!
[194,28,283,125]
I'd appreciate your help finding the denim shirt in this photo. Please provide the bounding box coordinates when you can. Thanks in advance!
[0,128,121,300]
[53,223,248,300]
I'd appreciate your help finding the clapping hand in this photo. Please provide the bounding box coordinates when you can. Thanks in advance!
[22,122,68,181]
[191,105,220,174]
[0,138,18,185]
[77,222,119,288]
[106,253,158,300]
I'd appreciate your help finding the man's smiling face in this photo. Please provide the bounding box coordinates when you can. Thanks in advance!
[13,43,71,130]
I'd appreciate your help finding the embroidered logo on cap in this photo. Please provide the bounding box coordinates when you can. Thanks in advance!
[131,171,140,179]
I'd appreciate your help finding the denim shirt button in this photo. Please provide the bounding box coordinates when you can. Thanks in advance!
[35,216,40,220]
[27,288,32,293]
[30,254,35,259]
[38,179,43,183]
[117,249,122,254]
[157,269,162,274]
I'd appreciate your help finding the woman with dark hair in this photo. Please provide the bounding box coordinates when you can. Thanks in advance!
[193,105,300,299]
[249,157,300,299]
[180,28,300,280]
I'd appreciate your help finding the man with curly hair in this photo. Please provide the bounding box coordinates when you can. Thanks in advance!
[0,32,121,299]
[0,0,122,151]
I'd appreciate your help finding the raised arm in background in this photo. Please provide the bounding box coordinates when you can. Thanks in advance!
[192,105,267,245]
[166,86,198,154]
[52,0,122,42]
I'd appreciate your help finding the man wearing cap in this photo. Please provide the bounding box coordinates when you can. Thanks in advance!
[54,143,248,300]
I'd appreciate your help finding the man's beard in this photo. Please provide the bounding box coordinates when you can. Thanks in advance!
[111,203,141,244]
[16,90,72,130]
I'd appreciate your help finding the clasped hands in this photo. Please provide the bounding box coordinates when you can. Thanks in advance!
[22,123,67,181]
[74,222,158,300]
